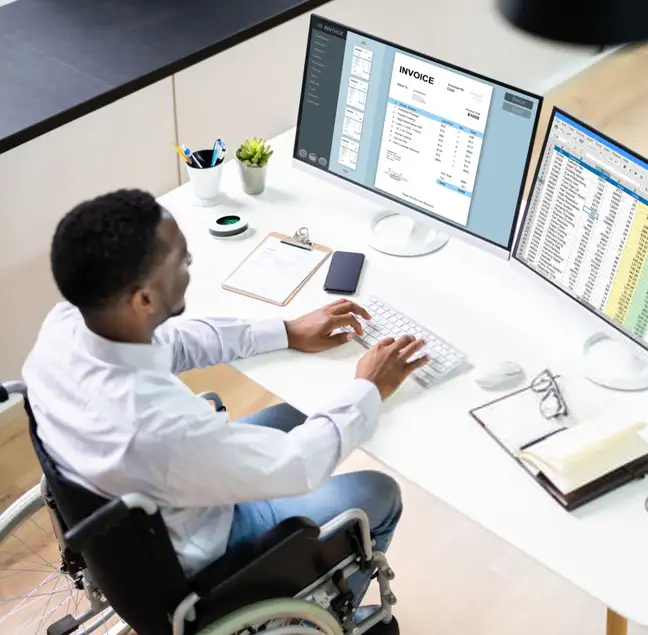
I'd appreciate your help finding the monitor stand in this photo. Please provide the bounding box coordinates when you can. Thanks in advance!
[368,211,449,257]
[582,332,648,391]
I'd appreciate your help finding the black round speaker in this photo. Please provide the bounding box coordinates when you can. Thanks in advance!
[497,0,648,45]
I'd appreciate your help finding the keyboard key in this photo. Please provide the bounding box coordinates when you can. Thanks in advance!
[351,295,465,387]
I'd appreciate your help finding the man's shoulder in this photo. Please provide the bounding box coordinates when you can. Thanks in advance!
[44,302,82,327]
[34,302,82,339]
[23,302,81,375]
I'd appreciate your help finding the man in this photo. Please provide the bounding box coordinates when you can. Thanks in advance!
[23,189,428,633]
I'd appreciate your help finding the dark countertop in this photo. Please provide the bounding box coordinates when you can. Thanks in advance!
[0,0,331,154]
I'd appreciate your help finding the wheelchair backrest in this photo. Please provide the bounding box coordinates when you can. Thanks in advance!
[26,397,190,635]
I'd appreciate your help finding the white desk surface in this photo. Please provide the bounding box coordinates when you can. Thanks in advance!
[159,129,648,625]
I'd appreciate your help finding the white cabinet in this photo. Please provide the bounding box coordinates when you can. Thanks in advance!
[0,78,178,379]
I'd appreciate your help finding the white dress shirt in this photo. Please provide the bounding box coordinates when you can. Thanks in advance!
[22,303,381,575]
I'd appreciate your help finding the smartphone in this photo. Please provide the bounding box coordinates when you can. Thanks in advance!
[323,251,365,294]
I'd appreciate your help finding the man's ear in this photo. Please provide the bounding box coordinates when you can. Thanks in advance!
[131,287,156,315]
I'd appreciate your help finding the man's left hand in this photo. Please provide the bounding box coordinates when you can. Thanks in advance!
[285,299,371,353]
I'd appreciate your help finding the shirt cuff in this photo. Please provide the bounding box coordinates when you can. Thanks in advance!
[325,378,382,457]
[251,318,289,354]
[342,378,382,422]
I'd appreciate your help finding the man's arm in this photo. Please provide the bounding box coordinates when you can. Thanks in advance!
[155,299,374,374]
[142,379,381,507]
[155,317,288,374]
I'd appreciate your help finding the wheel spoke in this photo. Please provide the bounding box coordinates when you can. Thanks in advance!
[0,489,119,635]
[29,517,52,538]
[0,569,58,624]
[64,575,74,624]
[73,580,81,617]
[1,585,72,602]
[0,548,54,569]
[23,583,77,635]
[34,571,63,634]
[12,535,57,570]
[0,568,59,580]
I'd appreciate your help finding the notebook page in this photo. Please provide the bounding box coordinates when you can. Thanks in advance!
[475,386,577,455]
[225,237,328,304]
[521,415,648,494]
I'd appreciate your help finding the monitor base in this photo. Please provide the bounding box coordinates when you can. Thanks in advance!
[582,333,648,391]
[368,211,449,257]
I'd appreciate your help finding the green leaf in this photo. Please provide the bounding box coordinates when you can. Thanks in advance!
[237,137,273,166]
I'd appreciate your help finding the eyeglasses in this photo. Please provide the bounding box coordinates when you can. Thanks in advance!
[530,369,569,420]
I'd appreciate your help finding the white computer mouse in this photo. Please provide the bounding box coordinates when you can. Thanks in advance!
[473,361,525,390]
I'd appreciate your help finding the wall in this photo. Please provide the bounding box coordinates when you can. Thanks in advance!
[0,0,601,380]
[0,79,177,379]
[173,0,596,178]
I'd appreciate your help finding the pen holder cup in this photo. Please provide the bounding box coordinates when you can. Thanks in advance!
[186,149,224,207]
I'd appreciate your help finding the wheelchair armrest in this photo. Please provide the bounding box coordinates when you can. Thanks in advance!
[198,391,226,412]
[0,381,27,401]
[64,493,158,552]
[65,499,129,551]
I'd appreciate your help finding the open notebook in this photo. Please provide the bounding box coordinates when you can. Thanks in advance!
[470,382,648,509]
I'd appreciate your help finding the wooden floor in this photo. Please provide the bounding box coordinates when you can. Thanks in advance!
[2,43,648,634]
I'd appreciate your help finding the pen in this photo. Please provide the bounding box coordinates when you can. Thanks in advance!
[211,138,227,167]
[519,426,567,452]
[173,143,190,164]
[182,145,203,168]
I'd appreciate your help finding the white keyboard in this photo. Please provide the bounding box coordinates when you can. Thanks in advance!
[350,295,467,387]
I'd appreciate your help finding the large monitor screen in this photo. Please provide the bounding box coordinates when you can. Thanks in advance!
[515,108,648,350]
[294,16,542,251]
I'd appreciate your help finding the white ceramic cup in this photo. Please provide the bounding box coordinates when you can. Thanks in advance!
[185,149,224,206]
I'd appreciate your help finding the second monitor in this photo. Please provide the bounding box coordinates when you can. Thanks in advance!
[293,16,542,257]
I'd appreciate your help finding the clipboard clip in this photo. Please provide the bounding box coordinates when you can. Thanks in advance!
[281,226,313,251]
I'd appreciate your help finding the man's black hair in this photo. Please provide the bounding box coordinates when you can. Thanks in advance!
[51,189,167,310]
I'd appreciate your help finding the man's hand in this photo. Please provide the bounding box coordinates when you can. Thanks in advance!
[285,298,371,353]
[356,335,429,400]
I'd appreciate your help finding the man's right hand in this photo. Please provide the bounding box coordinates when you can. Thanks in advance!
[355,335,430,400]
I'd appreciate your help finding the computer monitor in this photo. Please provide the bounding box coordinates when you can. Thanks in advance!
[293,16,542,258]
[514,107,648,390]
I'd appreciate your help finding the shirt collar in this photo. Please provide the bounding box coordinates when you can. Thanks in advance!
[81,325,173,371]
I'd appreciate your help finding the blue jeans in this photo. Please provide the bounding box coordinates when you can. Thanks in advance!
[226,402,403,606]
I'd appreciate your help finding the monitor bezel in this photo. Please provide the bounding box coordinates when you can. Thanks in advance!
[512,105,648,354]
[292,14,543,258]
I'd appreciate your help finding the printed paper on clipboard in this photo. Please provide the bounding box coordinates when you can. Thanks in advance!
[222,232,330,305]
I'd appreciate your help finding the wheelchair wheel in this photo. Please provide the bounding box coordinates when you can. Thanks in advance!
[198,598,345,635]
[0,484,129,635]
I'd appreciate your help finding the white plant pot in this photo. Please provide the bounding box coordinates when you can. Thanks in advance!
[237,160,267,195]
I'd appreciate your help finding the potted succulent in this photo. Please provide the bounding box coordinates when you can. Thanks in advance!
[235,137,273,195]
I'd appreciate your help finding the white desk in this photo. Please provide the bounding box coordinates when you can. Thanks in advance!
[159,129,648,634]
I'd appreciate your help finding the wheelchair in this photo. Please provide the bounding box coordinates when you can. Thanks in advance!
[0,381,397,635]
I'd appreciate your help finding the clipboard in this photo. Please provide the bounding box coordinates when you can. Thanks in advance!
[470,385,648,511]
[222,227,332,306]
